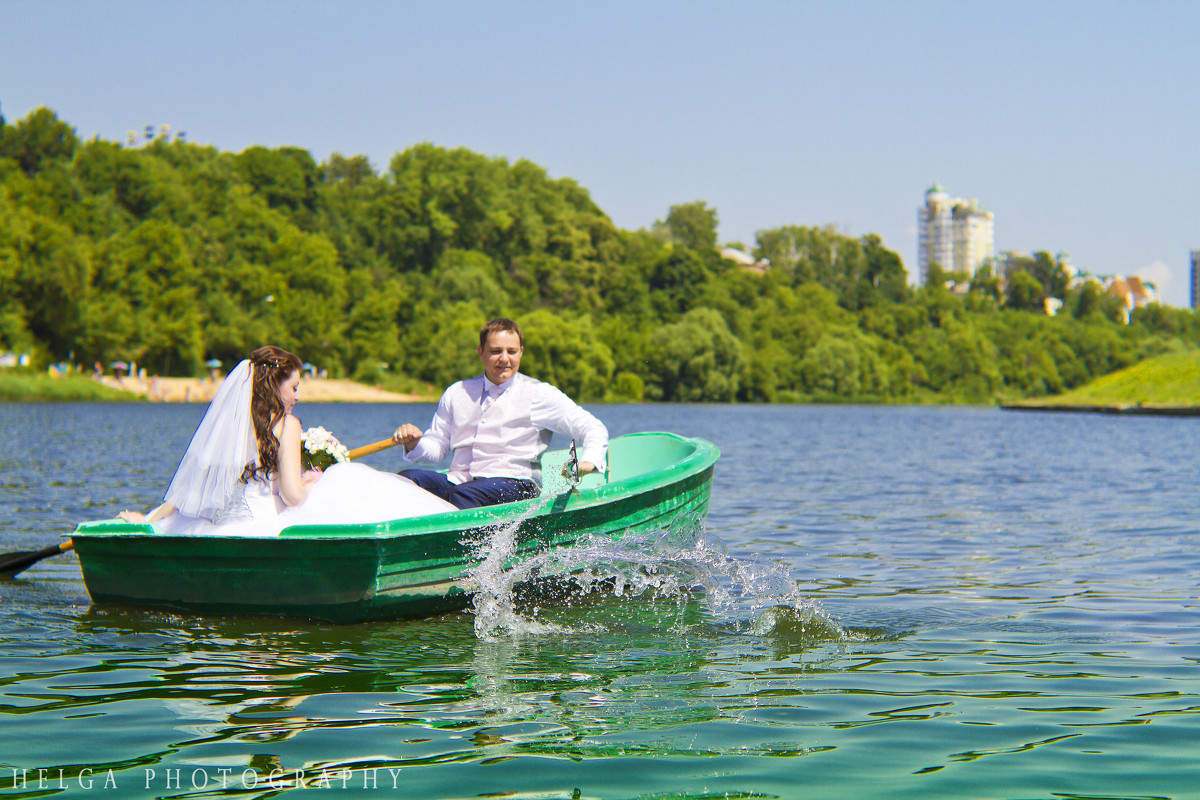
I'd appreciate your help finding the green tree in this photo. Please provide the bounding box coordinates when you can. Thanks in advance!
[268,229,347,370]
[428,249,505,314]
[1029,251,1070,299]
[653,201,719,252]
[1006,270,1045,312]
[235,145,318,212]
[400,302,488,388]
[607,372,644,403]
[645,308,743,401]
[969,263,1002,301]
[108,219,202,374]
[1071,280,1105,320]
[322,153,375,186]
[517,309,614,402]
[799,327,888,398]
[913,318,1003,400]
[0,107,78,177]
[755,224,874,303]
[511,253,601,312]
[2,206,92,360]
[861,233,910,304]
[648,248,710,318]
[342,267,404,383]
[0,198,35,355]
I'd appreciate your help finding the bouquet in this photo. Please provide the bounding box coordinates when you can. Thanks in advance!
[300,426,350,471]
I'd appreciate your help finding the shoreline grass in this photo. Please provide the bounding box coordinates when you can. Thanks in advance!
[0,373,143,402]
[1006,350,1200,409]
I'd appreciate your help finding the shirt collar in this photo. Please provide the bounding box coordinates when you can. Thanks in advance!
[483,375,514,396]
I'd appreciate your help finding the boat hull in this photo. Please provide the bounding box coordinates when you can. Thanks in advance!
[72,432,718,623]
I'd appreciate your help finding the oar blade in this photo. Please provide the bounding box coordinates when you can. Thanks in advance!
[0,543,69,578]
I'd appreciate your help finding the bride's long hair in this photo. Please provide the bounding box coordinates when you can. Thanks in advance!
[244,345,303,481]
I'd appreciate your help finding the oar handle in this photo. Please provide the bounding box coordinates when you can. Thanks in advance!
[347,438,400,461]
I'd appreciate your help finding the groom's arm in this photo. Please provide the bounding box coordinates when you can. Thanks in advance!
[531,384,608,475]
[397,389,454,464]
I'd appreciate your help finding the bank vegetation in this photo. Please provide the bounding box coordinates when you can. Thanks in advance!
[3,107,1198,404]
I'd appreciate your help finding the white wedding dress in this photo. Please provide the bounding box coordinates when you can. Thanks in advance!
[154,462,456,537]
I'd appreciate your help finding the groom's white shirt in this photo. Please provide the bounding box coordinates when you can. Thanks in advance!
[404,373,608,485]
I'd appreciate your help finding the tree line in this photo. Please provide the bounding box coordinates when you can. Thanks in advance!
[2,106,1197,403]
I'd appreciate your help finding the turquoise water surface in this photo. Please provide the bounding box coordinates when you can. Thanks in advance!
[1,403,1197,799]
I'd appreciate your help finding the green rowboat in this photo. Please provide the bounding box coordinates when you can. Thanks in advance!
[71,432,719,623]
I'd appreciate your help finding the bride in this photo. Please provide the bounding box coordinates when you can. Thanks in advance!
[119,345,455,535]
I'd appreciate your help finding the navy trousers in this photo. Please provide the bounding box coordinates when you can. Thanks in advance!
[402,469,539,510]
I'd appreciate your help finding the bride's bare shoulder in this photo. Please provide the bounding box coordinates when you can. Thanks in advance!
[274,413,302,438]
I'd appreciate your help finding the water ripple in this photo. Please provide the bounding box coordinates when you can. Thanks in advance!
[2,404,1199,799]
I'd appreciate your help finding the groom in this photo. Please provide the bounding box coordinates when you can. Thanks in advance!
[392,318,608,509]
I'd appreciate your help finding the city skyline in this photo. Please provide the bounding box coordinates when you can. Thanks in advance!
[2,0,1196,305]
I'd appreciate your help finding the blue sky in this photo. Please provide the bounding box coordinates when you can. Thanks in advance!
[3,0,1197,304]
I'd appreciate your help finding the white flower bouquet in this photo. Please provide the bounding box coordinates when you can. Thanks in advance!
[300,426,349,471]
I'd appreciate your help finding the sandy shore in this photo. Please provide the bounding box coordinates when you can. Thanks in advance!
[99,375,434,403]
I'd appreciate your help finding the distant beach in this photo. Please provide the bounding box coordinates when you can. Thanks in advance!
[96,374,433,403]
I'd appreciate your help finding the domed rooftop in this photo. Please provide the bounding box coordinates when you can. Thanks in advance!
[924,182,949,206]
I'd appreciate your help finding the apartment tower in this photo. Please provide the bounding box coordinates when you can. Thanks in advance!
[918,183,994,284]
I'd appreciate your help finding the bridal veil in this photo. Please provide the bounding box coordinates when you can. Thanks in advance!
[162,359,257,522]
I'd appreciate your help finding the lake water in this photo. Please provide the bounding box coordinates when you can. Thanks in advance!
[0,403,1197,799]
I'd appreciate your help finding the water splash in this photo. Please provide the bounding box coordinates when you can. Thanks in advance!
[460,486,576,637]
[462,492,841,642]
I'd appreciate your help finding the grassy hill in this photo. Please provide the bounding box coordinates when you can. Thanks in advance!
[1019,350,1200,408]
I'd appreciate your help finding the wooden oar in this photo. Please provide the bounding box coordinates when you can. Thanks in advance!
[346,437,399,460]
[0,437,401,578]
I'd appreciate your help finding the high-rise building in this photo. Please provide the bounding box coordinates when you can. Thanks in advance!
[1191,250,1199,310]
[918,184,994,284]
[918,184,953,283]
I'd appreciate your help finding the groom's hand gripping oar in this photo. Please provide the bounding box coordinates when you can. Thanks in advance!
[0,436,404,579]
[562,439,581,490]
[547,440,582,514]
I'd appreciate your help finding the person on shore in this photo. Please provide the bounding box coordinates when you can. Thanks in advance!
[119,345,454,535]
[392,318,608,510]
